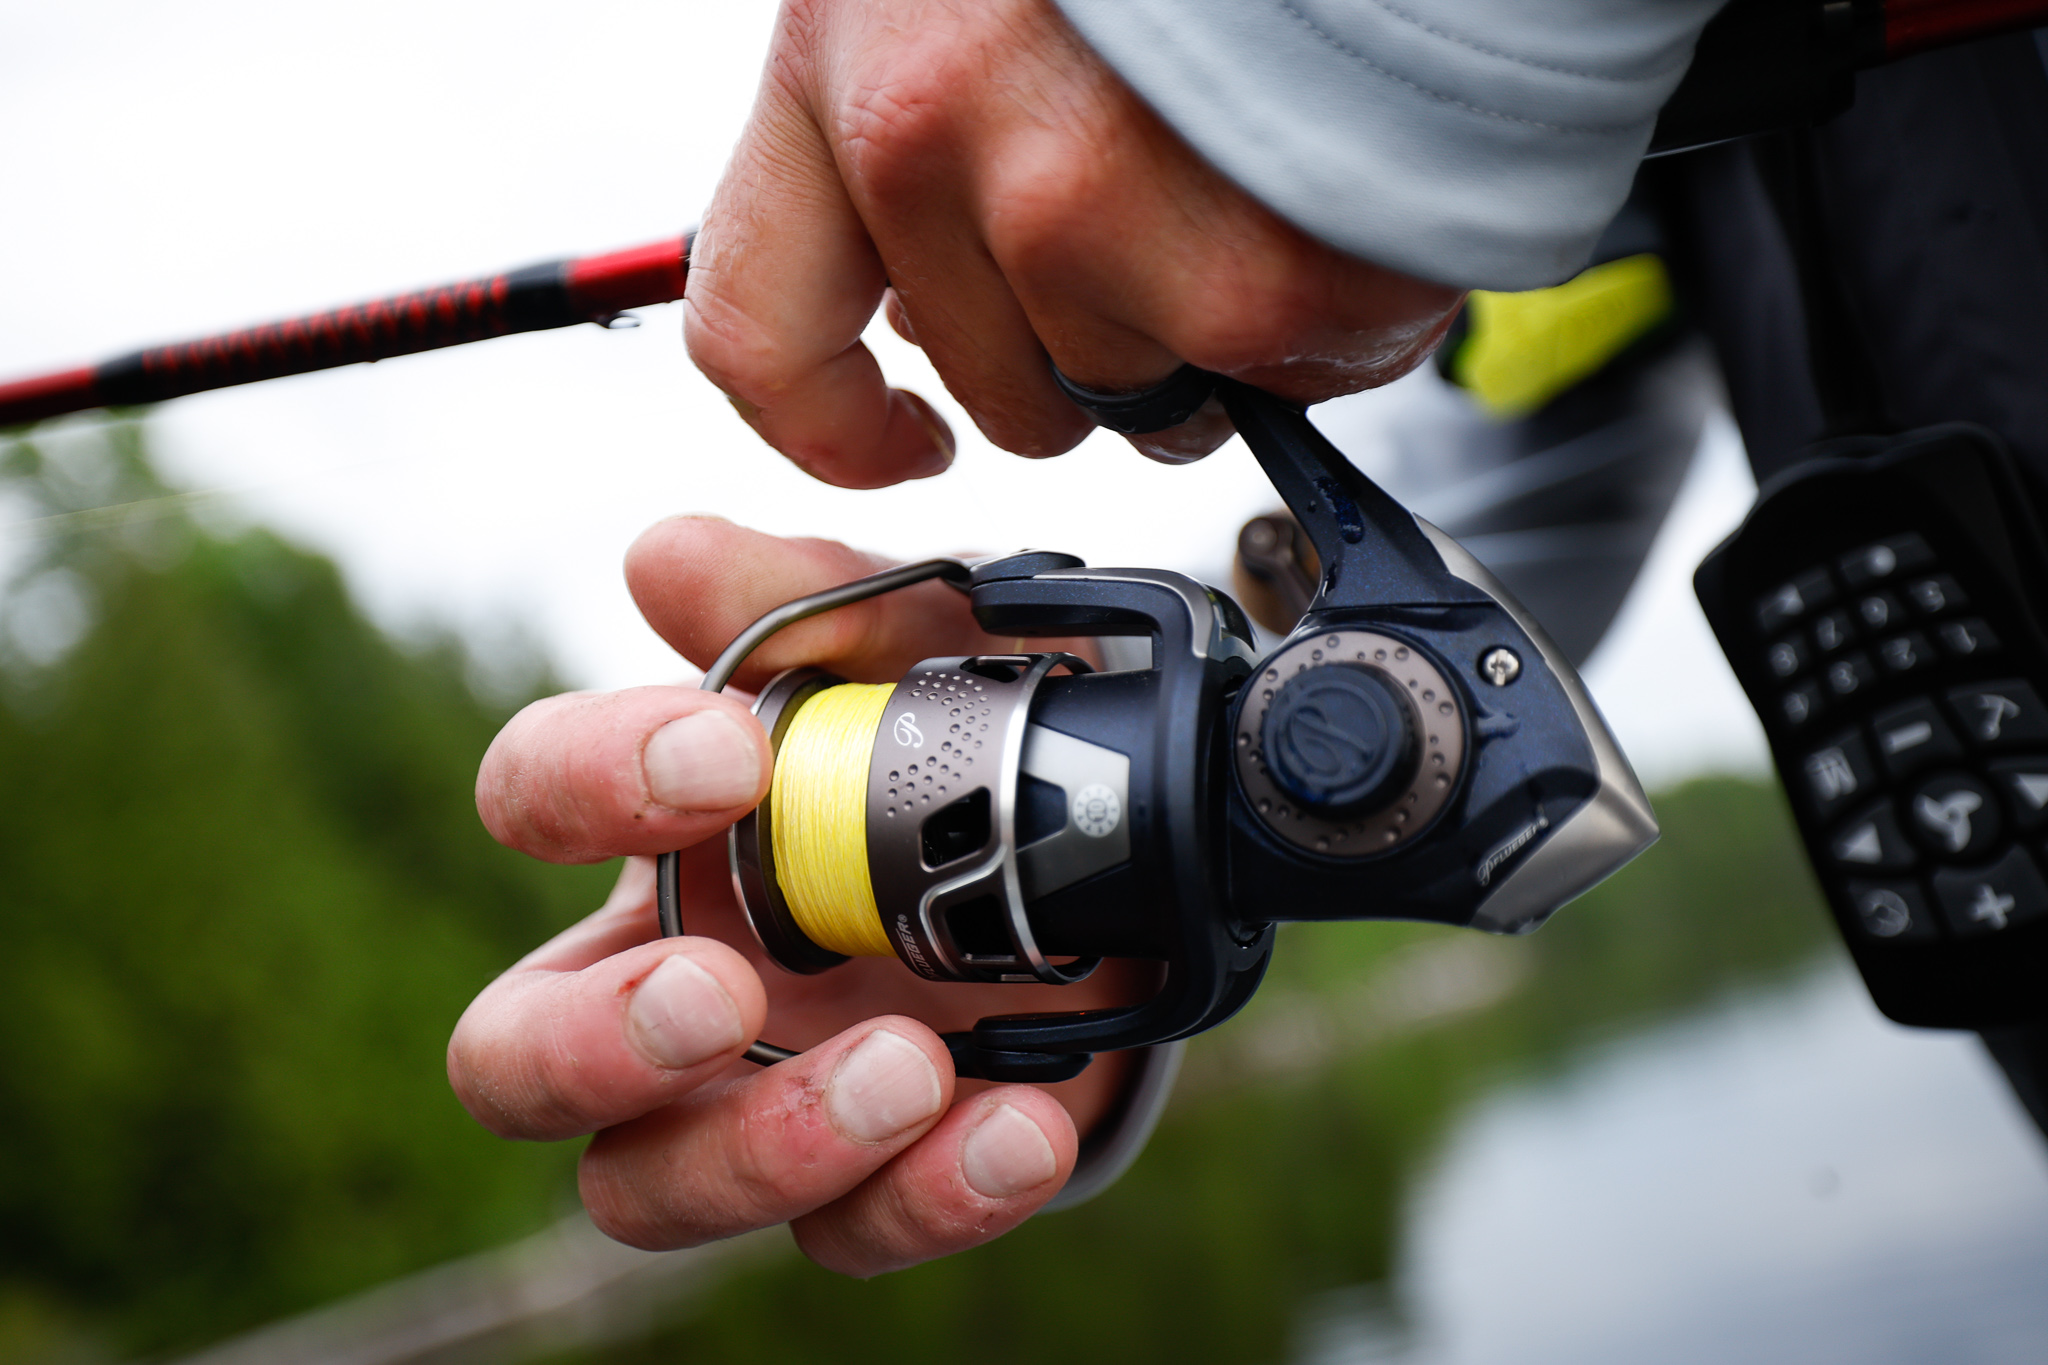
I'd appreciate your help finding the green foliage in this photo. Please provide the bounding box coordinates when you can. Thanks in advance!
[0,424,612,1359]
[0,422,1841,1365]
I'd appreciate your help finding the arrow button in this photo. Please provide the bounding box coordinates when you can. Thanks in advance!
[1827,801,1915,872]
[1988,757,2048,834]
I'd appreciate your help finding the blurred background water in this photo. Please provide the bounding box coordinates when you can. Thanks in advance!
[5,2,2047,1362]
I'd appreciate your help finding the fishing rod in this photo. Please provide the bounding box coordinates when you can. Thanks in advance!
[0,236,690,428]
[4,3,2046,429]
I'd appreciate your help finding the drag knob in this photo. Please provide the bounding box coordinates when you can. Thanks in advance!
[1261,663,1420,818]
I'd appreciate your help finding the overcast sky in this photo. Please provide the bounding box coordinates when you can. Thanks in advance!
[0,0,1768,786]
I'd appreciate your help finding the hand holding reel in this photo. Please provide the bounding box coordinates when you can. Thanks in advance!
[657,375,1658,1082]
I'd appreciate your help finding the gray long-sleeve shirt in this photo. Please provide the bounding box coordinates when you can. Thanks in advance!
[1055,0,1726,290]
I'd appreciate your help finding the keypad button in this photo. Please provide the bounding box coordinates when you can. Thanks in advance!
[1931,847,2048,937]
[1798,731,1876,820]
[1986,758,2048,834]
[1828,802,1916,872]
[1781,683,1823,728]
[1905,574,1967,616]
[1824,652,1875,697]
[1938,618,1999,657]
[1944,680,2048,749]
[1838,534,1935,587]
[1876,632,1934,674]
[1854,591,1902,632]
[1757,567,1835,633]
[1905,773,2003,860]
[1869,699,1964,777]
[1765,635,1808,680]
[1843,880,1939,942]
[1813,609,1856,653]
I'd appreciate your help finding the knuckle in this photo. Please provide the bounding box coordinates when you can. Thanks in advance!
[832,78,953,204]
[683,291,796,406]
[579,1151,686,1251]
[447,1014,581,1142]
[1171,281,1324,374]
[981,144,1110,284]
[722,1107,825,1223]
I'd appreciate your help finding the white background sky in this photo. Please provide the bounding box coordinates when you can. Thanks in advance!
[0,0,1768,787]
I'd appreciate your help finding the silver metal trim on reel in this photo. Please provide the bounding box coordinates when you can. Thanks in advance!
[862,654,1101,986]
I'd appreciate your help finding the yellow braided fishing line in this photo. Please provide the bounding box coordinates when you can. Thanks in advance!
[771,683,897,957]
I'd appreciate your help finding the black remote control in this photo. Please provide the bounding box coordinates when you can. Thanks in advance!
[1697,425,2048,1029]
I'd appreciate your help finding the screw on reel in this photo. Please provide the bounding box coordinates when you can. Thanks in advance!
[657,373,1657,1083]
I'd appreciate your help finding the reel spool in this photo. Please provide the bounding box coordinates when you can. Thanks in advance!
[735,651,1112,988]
[657,377,1659,1082]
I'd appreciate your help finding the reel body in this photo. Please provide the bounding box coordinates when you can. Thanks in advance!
[662,380,1657,1081]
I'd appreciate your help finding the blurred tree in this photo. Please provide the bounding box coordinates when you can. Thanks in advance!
[0,422,613,1360]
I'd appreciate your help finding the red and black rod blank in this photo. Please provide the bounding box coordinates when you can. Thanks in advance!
[0,236,691,428]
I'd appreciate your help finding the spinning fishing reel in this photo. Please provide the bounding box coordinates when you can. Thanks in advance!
[656,376,1658,1082]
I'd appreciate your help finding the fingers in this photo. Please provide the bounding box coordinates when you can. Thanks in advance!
[477,684,770,863]
[685,39,955,490]
[579,1017,957,1249]
[694,0,1462,484]
[623,517,1008,688]
[448,922,769,1143]
[791,1086,1077,1276]
[823,0,1462,459]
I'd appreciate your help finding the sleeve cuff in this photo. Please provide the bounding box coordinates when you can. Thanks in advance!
[1055,0,1721,290]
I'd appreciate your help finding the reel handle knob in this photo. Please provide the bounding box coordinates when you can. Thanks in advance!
[1263,662,1420,818]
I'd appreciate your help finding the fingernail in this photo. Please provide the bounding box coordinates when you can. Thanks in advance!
[961,1103,1058,1198]
[644,711,762,812]
[897,390,956,477]
[625,955,746,1070]
[826,1029,944,1144]
[725,392,762,422]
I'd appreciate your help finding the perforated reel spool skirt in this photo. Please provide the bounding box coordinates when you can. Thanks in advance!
[730,654,1101,986]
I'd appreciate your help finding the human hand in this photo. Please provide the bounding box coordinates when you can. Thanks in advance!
[450,517,1149,1274]
[685,0,1464,486]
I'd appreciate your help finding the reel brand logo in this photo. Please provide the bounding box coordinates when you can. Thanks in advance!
[893,913,936,976]
[892,712,924,748]
[1477,812,1549,886]
[1072,783,1122,838]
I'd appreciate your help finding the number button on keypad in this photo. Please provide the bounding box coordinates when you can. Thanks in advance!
[1876,632,1934,674]
[1766,636,1808,679]
[1813,609,1856,653]
[1781,682,1823,728]
[1906,574,1967,616]
[1825,653,1875,697]
[1855,592,1902,631]
[1938,619,1999,657]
